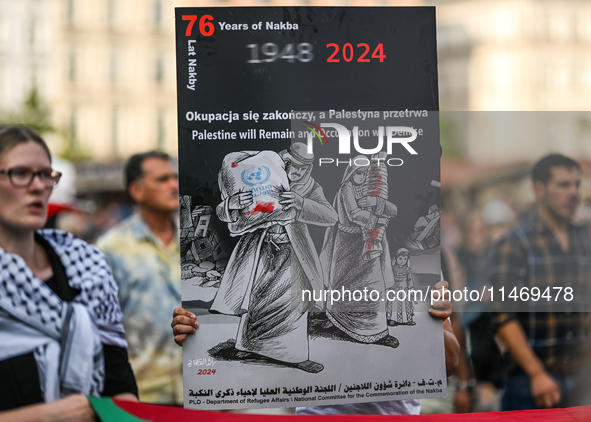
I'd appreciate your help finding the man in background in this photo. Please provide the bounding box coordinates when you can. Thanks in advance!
[97,151,182,405]
[490,154,590,410]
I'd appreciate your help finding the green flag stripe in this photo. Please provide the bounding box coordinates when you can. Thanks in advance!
[88,396,151,422]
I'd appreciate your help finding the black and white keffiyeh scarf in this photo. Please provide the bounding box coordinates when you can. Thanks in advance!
[0,229,127,402]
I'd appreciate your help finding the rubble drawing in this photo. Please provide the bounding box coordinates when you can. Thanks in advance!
[180,197,229,289]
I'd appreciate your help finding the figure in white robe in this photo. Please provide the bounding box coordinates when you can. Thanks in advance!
[210,144,336,372]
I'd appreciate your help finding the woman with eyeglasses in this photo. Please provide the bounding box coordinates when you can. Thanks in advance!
[0,125,137,421]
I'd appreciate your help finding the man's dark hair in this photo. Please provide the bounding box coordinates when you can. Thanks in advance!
[125,150,171,192]
[531,154,581,184]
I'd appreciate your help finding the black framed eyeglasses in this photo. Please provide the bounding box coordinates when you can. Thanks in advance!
[0,167,62,188]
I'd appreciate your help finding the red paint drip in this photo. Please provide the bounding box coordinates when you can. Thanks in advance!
[245,201,275,215]
[370,174,383,197]
[364,241,374,254]
[367,229,380,239]
[231,162,238,168]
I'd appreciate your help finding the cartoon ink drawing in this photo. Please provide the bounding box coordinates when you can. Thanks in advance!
[180,196,228,288]
[318,154,399,347]
[408,204,440,250]
[387,248,416,326]
[361,152,389,260]
[208,143,337,373]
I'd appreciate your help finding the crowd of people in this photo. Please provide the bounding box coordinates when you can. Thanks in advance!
[0,124,589,420]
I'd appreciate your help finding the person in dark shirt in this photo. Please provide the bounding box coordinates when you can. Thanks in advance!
[490,154,590,410]
[0,125,137,421]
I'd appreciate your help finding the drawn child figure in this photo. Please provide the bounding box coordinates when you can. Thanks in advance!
[387,248,416,326]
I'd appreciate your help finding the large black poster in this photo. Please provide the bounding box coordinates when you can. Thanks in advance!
[176,7,444,411]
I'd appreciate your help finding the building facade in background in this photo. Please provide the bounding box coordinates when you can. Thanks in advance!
[0,0,53,113]
[1,0,590,203]
[435,0,591,112]
[49,0,181,159]
[434,0,591,165]
[0,0,423,163]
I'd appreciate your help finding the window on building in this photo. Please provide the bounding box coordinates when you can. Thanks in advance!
[66,0,75,28]
[157,111,165,149]
[107,0,116,30]
[69,107,78,147]
[31,66,38,88]
[29,17,36,48]
[155,54,164,85]
[549,13,572,42]
[576,14,591,42]
[111,107,118,155]
[154,0,162,31]
[532,11,547,41]
[110,51,118,85]
[0,66,4,103]
[584,62,591,94]
[68,49,76,82]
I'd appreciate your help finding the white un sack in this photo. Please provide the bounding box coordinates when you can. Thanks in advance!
[217,150,293,236]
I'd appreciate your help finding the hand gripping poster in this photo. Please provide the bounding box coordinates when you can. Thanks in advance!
[175,7,444,410]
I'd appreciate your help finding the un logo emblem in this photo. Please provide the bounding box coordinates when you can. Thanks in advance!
[241,165,271,186]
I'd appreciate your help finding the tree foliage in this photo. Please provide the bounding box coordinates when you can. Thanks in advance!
[0,87,54,134]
